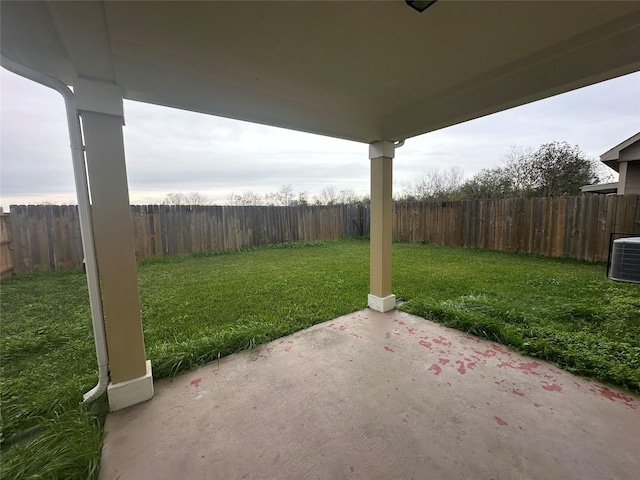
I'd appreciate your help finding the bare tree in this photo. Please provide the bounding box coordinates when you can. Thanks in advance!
[228,191,263,206]
[402,166,465,201]
[316,186,340,205]
[294,191,309,206]
[164,192,186,205]
[338,189,361,205]
[265,184,295,206]
[163,191,210,205]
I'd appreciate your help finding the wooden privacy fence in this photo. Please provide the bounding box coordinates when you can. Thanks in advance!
[2,196,639,276]
[394,195,640,262]
[4,204,369,275]
[129,204,368,259]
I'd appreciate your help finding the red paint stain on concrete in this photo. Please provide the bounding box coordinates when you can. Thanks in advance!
[494,416,508,426]
[474,348,497,358]
[384,346,395,353]
[327,324,335,328]
[407,328,417,335]
[339,325,347,331]
[398,320,406,326]
[492,345,511,355]
[419,340,432,349]
[541,382,563,392]
[266,347,274,353]
[467,362,477,370]
[496,360,541,375]
[533,403,543,408]
[438,358,450,365]
[590,385,637,408]
[573,382,582,388]
[284,346,292,352]
[428,364,442,375]
[350,333,362,339]
[512,389,525,397]
[518,361,541,371]
[433,336,452,347]
[190,378,202,387]
[455,361,466,375]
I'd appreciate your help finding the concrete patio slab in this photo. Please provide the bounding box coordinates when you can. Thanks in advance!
[99,309,639,480]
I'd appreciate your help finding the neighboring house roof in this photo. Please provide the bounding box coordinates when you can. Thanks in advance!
[601,132,640,171]
[580,182,619,194]
[2,1,640,144]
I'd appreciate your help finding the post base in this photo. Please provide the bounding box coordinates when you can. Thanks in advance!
[107,360,154,411]
[368,294,396,313]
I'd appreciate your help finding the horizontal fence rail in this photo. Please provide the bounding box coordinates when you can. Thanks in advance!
[3,195,639,276]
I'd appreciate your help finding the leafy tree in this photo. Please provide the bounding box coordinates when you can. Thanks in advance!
[523,141,602,196]
[459,142,610,199]
[459,167,515,199]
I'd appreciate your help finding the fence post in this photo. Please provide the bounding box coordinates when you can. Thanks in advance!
[0,208,15,279]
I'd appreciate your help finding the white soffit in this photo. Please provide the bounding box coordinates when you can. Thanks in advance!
[2,1,640,143]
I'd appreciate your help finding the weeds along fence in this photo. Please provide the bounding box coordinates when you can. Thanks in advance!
[2,195,639,276]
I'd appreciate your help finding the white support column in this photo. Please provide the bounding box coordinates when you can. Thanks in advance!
[368,141,396,313]
[74,78,153,411]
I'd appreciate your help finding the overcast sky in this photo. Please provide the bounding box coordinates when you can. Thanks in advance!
[1,68,639,211]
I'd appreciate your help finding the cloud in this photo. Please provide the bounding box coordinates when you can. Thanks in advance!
[1,67,639,210]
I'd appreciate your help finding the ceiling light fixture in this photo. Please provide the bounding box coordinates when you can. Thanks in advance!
[405,1,437,13]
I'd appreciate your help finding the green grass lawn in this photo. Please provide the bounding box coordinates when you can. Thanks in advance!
[1,238,639,479]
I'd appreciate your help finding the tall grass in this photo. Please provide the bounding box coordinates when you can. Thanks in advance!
[1,239,638,478]
[393,244,640,391]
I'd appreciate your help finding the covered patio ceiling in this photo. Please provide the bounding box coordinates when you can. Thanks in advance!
[3,0,640,144]
[3,0,640,412]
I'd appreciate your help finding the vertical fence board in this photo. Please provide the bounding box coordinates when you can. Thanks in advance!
[634,196,640,234]
[0,208,15,278]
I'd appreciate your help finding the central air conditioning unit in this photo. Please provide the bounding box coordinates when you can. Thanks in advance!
[609,237,640,284]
